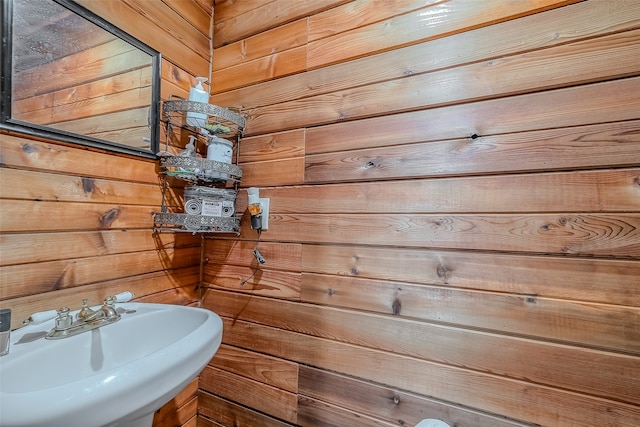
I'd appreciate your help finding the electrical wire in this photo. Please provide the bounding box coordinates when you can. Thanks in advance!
[240,229,263,286]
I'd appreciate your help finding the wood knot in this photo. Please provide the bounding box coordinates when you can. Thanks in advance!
[526,297,537,304]
[327,288,335,296]
[350,268,359,275]
[392,298,402,315]
[558,217,568,225]
[100,208,121,228]
[392,395,401,405]
[81,177,95,193]
[436,264,449,280]
[470,133,480,139]
[22,144,37,153]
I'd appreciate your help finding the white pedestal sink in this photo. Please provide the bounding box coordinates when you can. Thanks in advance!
[0,302,223,427]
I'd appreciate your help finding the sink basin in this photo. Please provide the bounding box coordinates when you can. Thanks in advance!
[0,302,223,427]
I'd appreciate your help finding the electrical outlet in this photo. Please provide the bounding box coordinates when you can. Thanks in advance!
[259,198,270,230]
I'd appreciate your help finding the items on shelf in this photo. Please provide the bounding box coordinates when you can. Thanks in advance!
[153,97,245,234]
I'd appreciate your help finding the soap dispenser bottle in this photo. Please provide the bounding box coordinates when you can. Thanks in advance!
[178,135,199,175]
[186,77,209,127]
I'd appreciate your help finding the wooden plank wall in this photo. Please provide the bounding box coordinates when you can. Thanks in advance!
[0,1,214,426]
[201,0,640,426]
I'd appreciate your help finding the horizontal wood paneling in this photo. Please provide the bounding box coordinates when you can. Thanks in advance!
[212,0,349,48]
[163,0,212,36]
[0,200,155,232]
[211,0,640,108]
[203,0,640,426]
[0,133,159,183]
[212,20,308,72]
[198,393,295,427]
[3,267,199,337]
[153,378,199,427]
[301,244,640,306]
[305,127,640,183]
[306,0,582,68]
[303,84,640,155]
[211,314,640,427]
[76,0,211,77]
[1,4,211,427]
[301,273,640,353]
[205,290,640,405]
[200,366,298,423]
[298,366,530,427]
[270,168,640,213]
[0,168,162,206]
[209,344,298,393]
[262,213,640,257]
[1,246,200,300]
[297,396,399,427]
[0,230,195,266]
[243,31,640,135]
[212,45,307,94]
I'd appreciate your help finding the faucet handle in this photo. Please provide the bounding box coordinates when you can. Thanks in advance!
[54,307,73,331]
[77,299,97,321]
[23,309,58,326]
[113,291,134,303]
[101,296,119,320]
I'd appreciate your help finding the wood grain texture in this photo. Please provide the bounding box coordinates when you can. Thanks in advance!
[212,19,308,71]
[210,344,298,393]
[201,1,640,425]
[305,127,640,182]
[215,316,640,427]
[162,0,212,36]
[239,157,305,186]
[211,0,635,109]
[212,45,307,93]
[297,395,399,427]
[0,168,162,206]
[0,133,159,182]
[204,290,640,405]
[153,378,199,427]
[1,247,200,300]
[198,391,295,427]
[203,263,301,300]
[238,129,305,163]
[0,200,155,232]
[1,4,209,427]
[213,0,349,48]
[205,240,302,271]
[262,213,640,257]
[301,273,640,354]
[244,31,640,135]
[1,267,199,329]
[0,230,197,266]
[75,0,210,76]
[307,0,581,68]
[270,169,640,213]
[299,366,530,427]
[200,366,298,423]
[301,244,640,306]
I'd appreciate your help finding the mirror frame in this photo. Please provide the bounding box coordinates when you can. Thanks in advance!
[0,0,161,158]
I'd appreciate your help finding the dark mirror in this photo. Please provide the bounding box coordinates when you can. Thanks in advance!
[1,0,161,158]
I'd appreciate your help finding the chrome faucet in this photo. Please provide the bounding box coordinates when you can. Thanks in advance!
[44,292,133,340]
[0,308,10,356]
